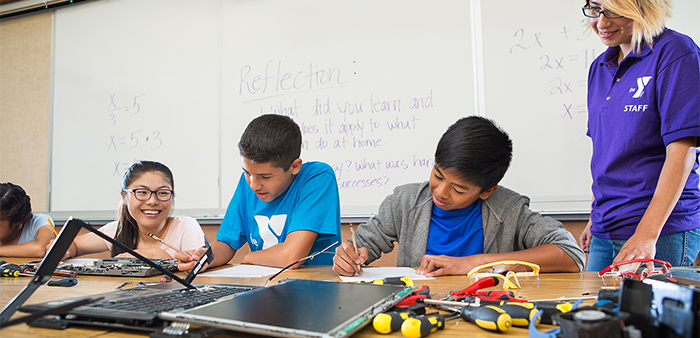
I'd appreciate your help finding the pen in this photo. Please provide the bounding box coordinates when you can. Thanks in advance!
[46,215,58,236]
[349,224,361,270]
[147,232,191,257]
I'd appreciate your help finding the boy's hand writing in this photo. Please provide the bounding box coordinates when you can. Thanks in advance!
[175,246,208,272]
[416,254,482,277]
[332,241,368,276]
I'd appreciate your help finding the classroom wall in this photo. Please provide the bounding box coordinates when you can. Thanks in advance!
[0,11,51,212]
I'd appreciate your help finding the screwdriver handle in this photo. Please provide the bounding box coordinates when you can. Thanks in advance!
[401,314,445,338]
[1,268,20,277]
[533,301,575,325]
[497,302,540,327]
[373,310,416,334]
[460,305,511,332]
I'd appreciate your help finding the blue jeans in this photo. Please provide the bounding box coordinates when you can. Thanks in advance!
[586,228,700,272]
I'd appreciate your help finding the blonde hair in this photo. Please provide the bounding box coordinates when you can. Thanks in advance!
[591,0,672,53]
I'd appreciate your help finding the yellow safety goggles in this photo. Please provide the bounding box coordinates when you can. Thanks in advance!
[598,259,671,287]
[467,260,540,290]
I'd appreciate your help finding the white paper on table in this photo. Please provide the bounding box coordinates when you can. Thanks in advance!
[338,267,435,282]
[198,264,281,278]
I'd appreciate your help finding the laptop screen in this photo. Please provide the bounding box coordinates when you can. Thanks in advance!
[160,279,413,338]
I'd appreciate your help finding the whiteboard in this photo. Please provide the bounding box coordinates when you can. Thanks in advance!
[48,0,700,219]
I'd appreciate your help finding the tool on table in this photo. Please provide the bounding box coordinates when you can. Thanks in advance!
[361,276,414,286]
[401,313,460,338]
[1,263,32,277]
[460,296,578,325]
[47,277,78,287]
[460,305,512,333]
[419,298,517,329]
[373,310,418,334]
[115,281,132,290]
[449,276,499,298]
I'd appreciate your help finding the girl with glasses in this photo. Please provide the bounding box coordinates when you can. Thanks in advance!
[54,161,205,259]
[581,0,700,271]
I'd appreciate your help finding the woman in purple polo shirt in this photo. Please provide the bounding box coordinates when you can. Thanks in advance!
[580,0,700,271]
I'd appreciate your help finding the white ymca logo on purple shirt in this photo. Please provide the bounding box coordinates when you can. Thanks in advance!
[253,214,287,249]
[631,76,653,98]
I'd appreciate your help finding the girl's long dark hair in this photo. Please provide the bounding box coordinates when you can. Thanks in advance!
[112,161,174,257]
[0,182,33,242]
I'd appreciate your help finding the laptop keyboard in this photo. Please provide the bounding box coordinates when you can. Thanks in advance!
[87,285,255,314]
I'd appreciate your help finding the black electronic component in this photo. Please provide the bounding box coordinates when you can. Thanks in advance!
[552,307,629,338]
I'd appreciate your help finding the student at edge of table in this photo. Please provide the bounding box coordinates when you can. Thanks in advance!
[177,114,341,271]
[0,182,56,257]
[333,116,585,277]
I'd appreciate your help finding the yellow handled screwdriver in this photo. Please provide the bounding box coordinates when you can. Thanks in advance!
[373,310,417,334]
[361,276,414,286]
[460,305,512,332]
[418,298,513,331]
[400,314,460,338]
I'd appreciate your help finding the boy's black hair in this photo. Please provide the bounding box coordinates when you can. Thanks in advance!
[238,114,302,170]
[434,116,512,192]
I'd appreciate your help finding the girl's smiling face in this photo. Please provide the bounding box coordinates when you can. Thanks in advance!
[121,171,173,233]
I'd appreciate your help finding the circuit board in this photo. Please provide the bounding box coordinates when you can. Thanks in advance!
[58,257,179,277]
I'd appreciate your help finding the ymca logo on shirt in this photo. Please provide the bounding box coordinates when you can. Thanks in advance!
[630,76,652,98]
[253,214,287,249]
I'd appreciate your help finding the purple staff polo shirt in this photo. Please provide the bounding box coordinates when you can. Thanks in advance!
[587,29,700,240]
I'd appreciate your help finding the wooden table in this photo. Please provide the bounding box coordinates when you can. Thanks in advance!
[0,258,605,337]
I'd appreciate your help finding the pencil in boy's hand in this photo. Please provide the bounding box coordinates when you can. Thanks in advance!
[349,224,361,271]
[147,232,191,257]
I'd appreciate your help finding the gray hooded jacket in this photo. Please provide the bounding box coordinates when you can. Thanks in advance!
[354,182,585,271]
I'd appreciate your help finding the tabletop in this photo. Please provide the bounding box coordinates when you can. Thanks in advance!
[0,257,606,338]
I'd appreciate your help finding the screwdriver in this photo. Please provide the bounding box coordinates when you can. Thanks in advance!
[460,305,511,332]
[1,263,25,277]
[418,299,512,332]
[361,276,414,286]
[373,310,417,334]
[400,313,460,338]
[458,298,539,327]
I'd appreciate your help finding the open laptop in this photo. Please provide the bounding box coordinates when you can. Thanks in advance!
[2,218,415,337]
[159,278,415,338]
[0,217,256,332]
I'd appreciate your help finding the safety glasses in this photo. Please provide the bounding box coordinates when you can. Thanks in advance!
[467,260,540,290]
[598,259,671,287]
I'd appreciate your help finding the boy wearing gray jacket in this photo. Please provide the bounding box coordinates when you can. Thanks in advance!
[333,116,585,277]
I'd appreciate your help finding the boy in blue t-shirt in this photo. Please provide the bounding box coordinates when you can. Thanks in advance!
[178,114,341,269]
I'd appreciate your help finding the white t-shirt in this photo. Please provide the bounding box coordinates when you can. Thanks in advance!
[99,215,205,258]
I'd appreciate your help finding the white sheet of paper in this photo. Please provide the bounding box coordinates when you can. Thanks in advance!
[198,264,281,278]
[338,267,435,282]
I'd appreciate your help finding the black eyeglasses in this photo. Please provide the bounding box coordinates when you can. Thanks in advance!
[124,188,174,201]
[582,6,623,19]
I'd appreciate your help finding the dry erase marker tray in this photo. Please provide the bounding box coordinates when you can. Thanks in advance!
[58,258,178,277]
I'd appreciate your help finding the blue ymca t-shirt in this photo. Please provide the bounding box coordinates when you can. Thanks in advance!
[217,161,341,265]
[426,199,484,257]
[587,29,700,239]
